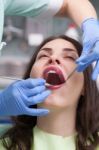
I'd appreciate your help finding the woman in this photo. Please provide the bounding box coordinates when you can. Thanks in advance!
[0,0,99,117]
[0,35,99,150]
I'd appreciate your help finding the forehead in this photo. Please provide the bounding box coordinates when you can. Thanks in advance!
[41,38,77,52]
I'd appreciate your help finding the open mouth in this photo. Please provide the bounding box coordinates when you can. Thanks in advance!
[43,66,66,89]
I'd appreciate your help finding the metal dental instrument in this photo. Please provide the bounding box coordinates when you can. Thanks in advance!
[0,75,22,81]
[0,65,78,85]
[0,76,49,86]
[0,76,49,90]
[66,66,78,82]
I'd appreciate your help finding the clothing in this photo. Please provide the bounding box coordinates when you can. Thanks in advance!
[33,126,99,150]
[33,127,99,150]
[33,126,76,150]
[0,0,63,50]
[0,126,99,150]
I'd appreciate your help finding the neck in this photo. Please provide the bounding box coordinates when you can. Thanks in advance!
[37,107,77,137]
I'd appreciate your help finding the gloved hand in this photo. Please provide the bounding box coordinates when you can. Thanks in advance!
[76,18,99,80]
[0,78,51,116]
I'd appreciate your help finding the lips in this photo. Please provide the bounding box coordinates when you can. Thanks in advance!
[42,66,66,89]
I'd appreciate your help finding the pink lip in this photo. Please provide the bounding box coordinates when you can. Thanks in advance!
[42,65,66,89]
[46,83,64,90]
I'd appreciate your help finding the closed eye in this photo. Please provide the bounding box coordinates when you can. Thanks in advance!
[64,56,77,61]
[37,54,48,59]
[67,56,76,61]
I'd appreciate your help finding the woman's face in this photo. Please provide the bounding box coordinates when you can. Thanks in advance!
[30,39,84,110]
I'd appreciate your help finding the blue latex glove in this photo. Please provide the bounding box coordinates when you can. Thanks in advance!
[76,18,99,80]
[0,78,51,116]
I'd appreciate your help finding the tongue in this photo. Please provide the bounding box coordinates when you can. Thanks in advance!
[46,73,62,85]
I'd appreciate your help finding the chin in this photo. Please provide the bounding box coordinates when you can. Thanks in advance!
[38,100,68,110]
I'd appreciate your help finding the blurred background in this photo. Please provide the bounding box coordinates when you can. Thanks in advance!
[0,0,98,134]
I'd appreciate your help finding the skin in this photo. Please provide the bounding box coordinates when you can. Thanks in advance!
[57,0,97,27]
[30,39,84,137]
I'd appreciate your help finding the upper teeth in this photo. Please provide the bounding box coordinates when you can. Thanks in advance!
[47,70,56,74]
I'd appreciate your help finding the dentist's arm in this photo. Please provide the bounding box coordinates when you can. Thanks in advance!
[56,0,97,27]
[57,0,99,80]
[3,0,99,80]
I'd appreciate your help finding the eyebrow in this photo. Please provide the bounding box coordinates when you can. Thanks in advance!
[40,48,77,53]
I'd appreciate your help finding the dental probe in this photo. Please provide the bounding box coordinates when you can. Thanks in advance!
[0,66,78,86]
[0,75,49,86]
[65,66,77,82]
[0,75,22,81]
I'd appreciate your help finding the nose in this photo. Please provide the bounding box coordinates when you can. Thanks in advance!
[48,56,60,65]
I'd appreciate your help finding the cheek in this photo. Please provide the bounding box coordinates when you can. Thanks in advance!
[30,63,42,78]
[73,72,84,87]
[30,59,48,78]
[68,71,84,89]
[64,60,77,76]
[68,73,84,99]
[61,73,84,105]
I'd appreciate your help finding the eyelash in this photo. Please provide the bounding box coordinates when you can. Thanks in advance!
[38,54,48,59]
[64,56,76,61]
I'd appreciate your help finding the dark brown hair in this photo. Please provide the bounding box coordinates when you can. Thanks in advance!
[1,35,99,150]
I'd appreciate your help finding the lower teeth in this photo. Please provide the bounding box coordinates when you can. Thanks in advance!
[45,83,62,87]
[45,83,52,87]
